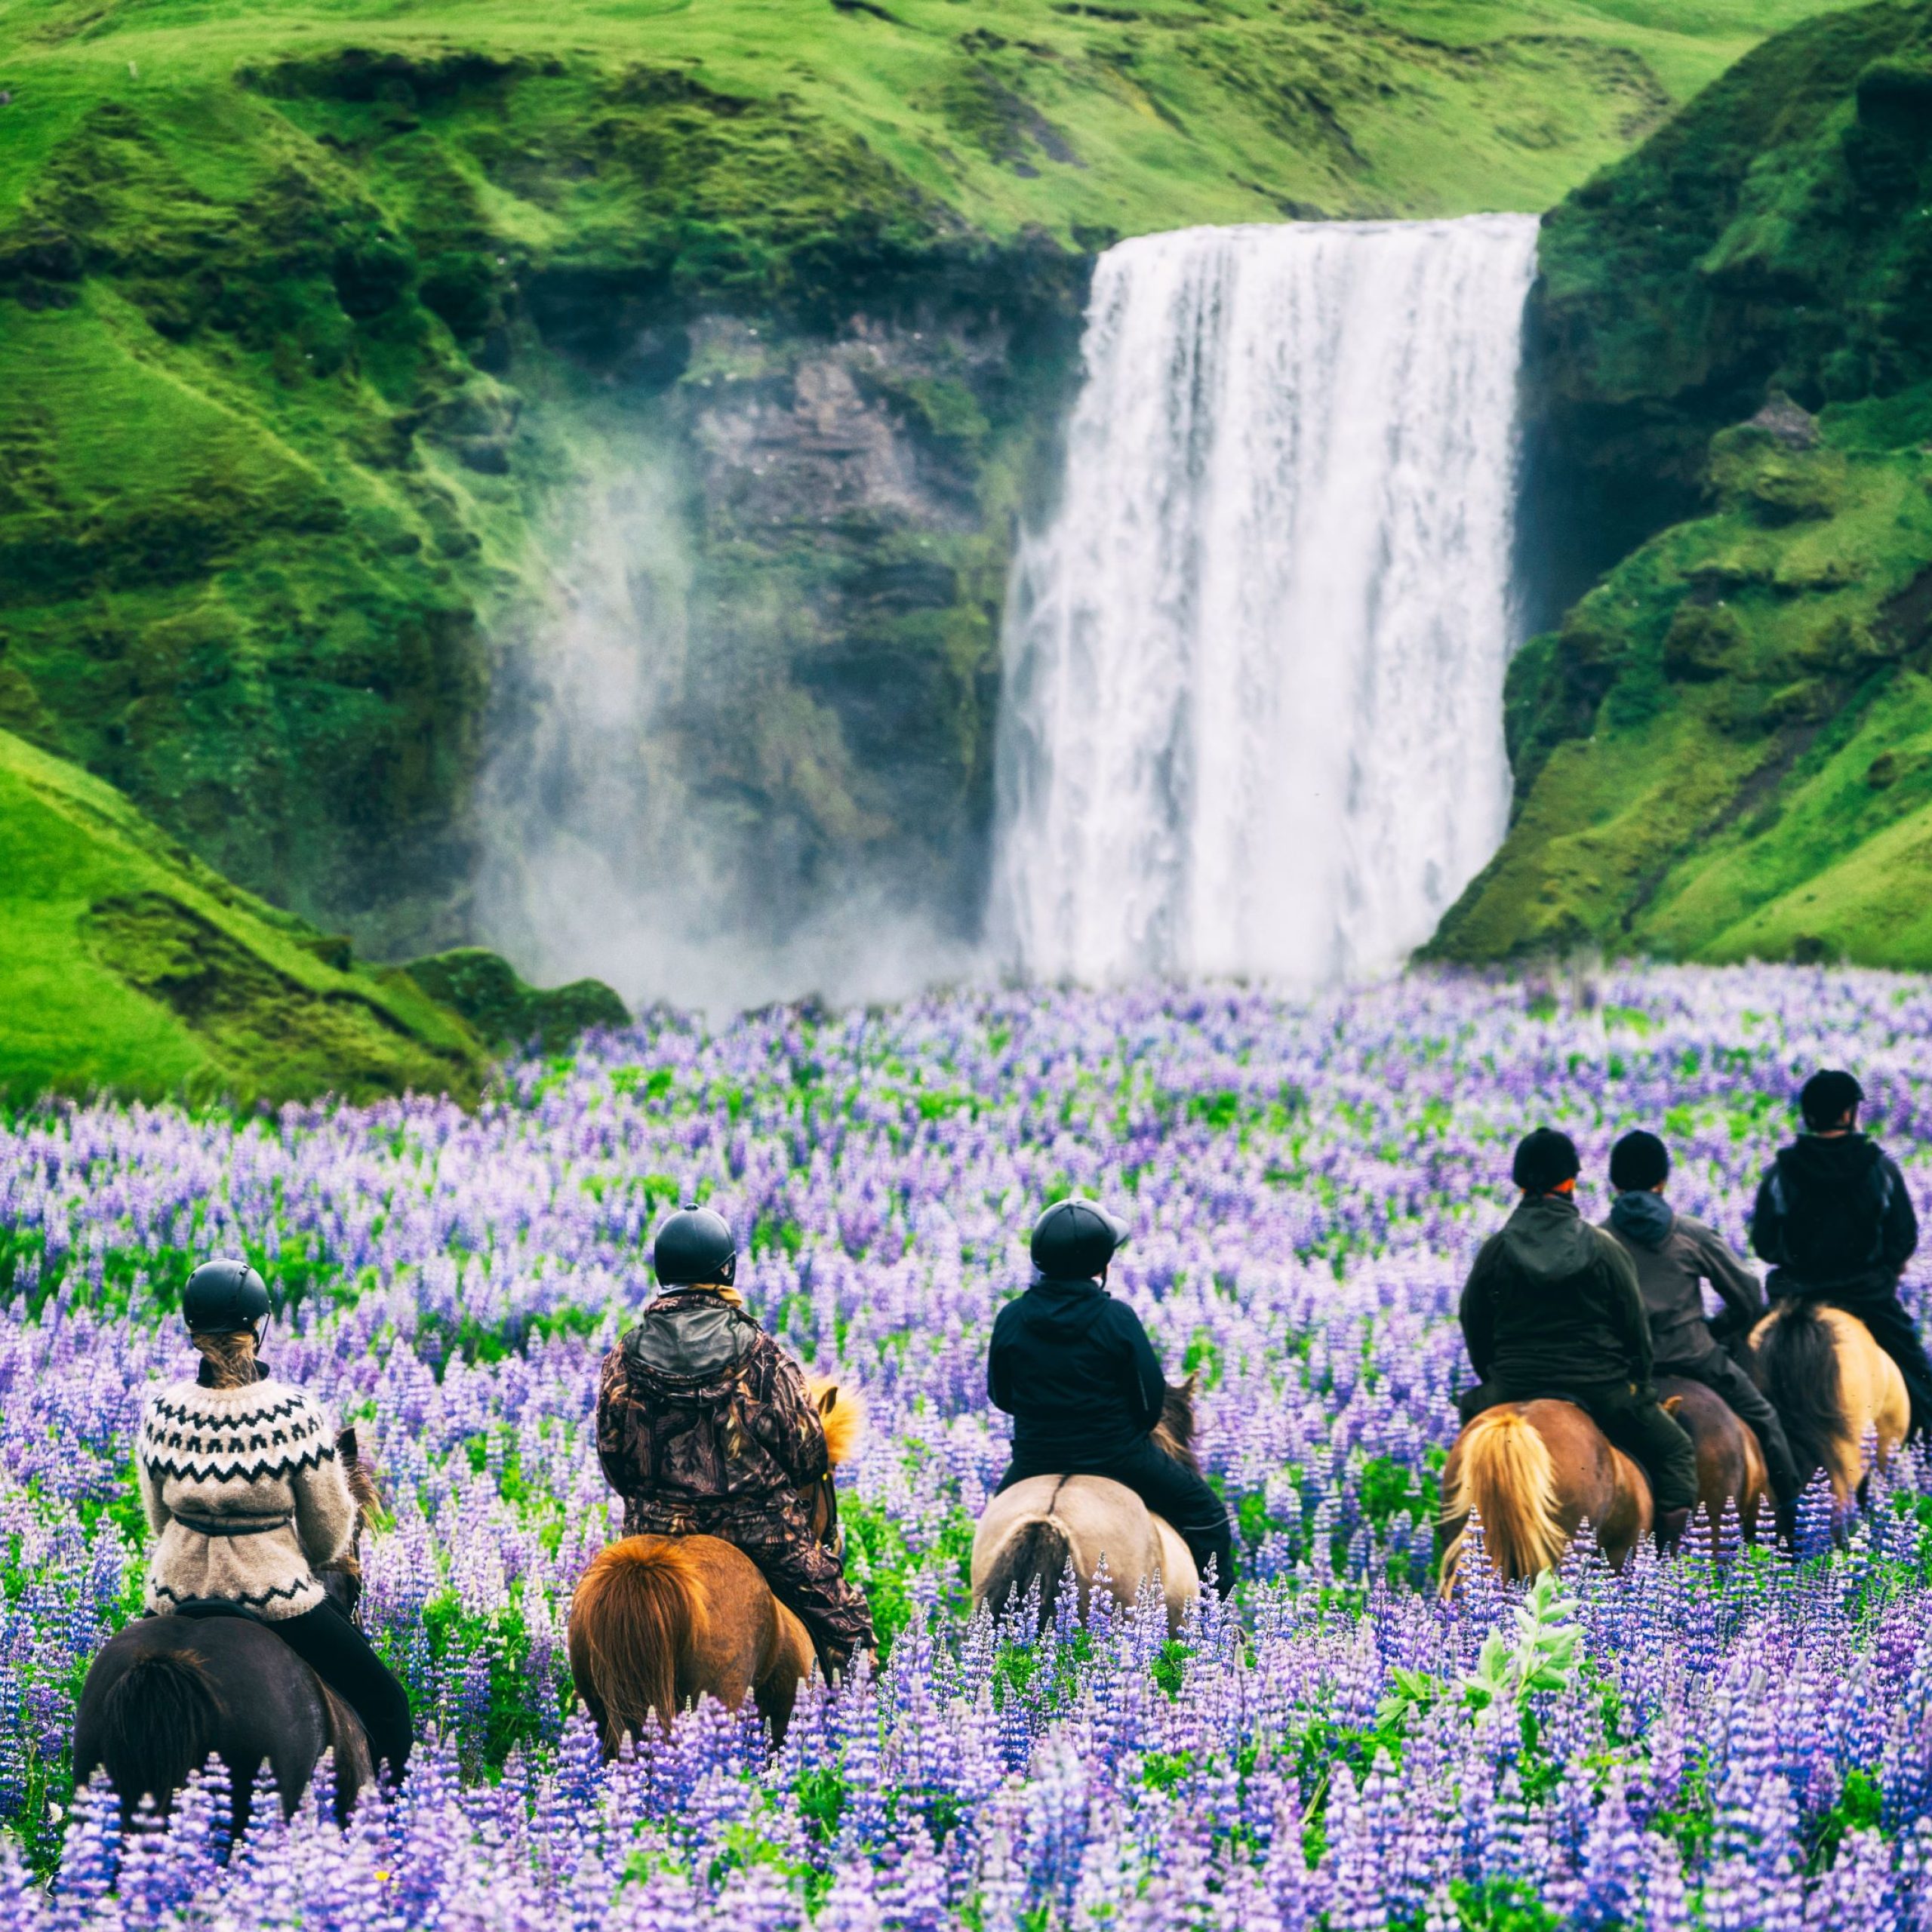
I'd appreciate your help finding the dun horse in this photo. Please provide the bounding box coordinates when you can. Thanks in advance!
[568,1380,860,1753]
[969,1377,1201,1632]
[1746,1301,1907,1503]
[72,1430,381,1832]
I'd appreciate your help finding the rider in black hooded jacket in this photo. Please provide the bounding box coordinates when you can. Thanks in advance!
[1459,1129,1699,1537]
[989,1200,1235,1595]
[1751,1069,1930,1435]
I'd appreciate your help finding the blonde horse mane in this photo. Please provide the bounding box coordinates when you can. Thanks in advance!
[805,1377,864,1468]
[1441,1407,1568,1591]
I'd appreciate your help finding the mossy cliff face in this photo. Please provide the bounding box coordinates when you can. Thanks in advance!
[1434,1,1932,969]
[0,0,1859,972]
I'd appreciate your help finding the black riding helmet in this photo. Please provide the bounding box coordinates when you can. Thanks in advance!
[1030,1198,1129,1281]
[652,1204,737,1287]
[182,1256,271,1334]
[1801,1069,1864,1131]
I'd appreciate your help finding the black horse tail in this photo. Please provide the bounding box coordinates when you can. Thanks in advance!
[983,1515,1072,1631]
[97,1649,223,1818]
[1755,1302,1845,1491]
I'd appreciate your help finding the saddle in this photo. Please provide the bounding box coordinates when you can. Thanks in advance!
[163,1597,269,1626]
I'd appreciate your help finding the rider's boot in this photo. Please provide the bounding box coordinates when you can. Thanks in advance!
[1654,1506,1690,1554]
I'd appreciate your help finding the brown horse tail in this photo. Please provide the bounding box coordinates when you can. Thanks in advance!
[1443,1408,1567,1586]
[572,1541,706,1745]
[97,1649,223,1818]
[982,1515,1072,1630]
[1753,1302,1848,1494]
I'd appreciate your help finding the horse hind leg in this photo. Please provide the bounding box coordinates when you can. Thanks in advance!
[752,1601,816,1752]
[315,1684,374,1817]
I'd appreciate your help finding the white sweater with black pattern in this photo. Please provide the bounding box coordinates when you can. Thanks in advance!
[135,1374,355,1621]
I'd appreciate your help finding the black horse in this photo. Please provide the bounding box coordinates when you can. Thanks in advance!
[72,1430,380,1834]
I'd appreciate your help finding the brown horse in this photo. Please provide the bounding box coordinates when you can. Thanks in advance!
[1657,1375,1769,1539]
[1438,1401,1651,1589]
[72,1429,381,1832]
[968,1377,1201,1633]
[568,1379,860,1754]
[1746,1301,1908,1504]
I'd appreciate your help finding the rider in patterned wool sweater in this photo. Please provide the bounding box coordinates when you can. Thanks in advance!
[136,1258,413,1782]
[597,1208,875,1680]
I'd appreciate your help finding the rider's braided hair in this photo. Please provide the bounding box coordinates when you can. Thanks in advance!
[192,1328,259,1389]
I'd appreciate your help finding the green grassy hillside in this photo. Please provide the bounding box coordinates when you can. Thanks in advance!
[0,726,491,1105]
[0,0,1864,962]
[1431,0,1932,970]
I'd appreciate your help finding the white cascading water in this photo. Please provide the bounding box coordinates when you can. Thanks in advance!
[988,214,1540,986]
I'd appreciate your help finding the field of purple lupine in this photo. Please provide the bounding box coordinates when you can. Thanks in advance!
[7,966,1932,1929]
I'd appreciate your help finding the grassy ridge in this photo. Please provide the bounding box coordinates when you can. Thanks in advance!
[0,725,489,1106]
[1432,0,1932,971]
[0,0,1865,961]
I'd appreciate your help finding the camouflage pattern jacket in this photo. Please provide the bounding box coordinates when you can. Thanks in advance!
[596,1289,829,1534]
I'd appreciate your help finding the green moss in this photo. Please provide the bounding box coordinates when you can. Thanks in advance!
[405,946,628,1053]
[0,725,488,1106]
[1431,397,1932,968]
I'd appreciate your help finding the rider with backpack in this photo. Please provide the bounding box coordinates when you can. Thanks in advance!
[136,1259,414,1782]
[988,1198,1236,1595]
[1601,1130,1801,1506]
[1460,1129,1699,1544]
[1751,1069,1930,1435]
[595,1207,875,1679]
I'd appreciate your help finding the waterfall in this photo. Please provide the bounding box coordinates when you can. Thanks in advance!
[989,214,1540,986]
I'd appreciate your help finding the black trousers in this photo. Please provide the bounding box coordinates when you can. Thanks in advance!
[276,1596,414,1783]
[1770,1278,1932,1436]
[1457,1378,1699,1515]
[998,1436,1236,1596]
[1666,1349,1803,1505]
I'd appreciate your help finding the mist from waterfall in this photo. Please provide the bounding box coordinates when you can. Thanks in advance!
[988,215,1540,987]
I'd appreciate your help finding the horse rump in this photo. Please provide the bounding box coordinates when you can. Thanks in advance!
[1441,1406,1567,1588]
[1752,1301,1845,1491]
[980,1515,1072,1629]
[570,1538,706,1750]
[93,1647,224,1820]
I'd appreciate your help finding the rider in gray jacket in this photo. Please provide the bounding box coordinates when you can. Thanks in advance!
[1601,1131,1801,1506]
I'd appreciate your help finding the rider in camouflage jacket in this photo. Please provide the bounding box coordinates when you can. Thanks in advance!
[595,1281,875,1676]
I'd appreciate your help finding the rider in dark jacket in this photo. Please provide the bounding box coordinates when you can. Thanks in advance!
[1460,1129,1698,1538]
[989,1199,1235,1595]
[595,1208,875,1677]
[1751,1069,1930,1435]
[1600,1130,1801,1505]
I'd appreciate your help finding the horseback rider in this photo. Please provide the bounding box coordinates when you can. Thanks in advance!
[988,1198,1235,1595]
[1459,1130,1699,1544]
[1601,1130,1801,1506]
[595,1206,875,1680]
[135,1258,413,1782]
[1751,1069,1931,1436]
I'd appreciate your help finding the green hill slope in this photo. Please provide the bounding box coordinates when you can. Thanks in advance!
[1432,0,1932,971]
[0,0,1864,962]
[0,727,491,1104]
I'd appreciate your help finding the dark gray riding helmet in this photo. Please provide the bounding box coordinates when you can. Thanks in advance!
[1029,1198,1129,1280]
[182,1257,271,1334]
[651,1204,737,1287]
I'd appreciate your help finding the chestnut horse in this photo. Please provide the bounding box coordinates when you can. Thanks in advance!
[1746,1301,1907,1504]
[968,1377,1201,1634]
[1439,1401,1651,1589]
[568,1380,860,1753]
[1439,1379,1772,1588]
[1657,1375,1769,1538]
[72,1429,382,1833]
